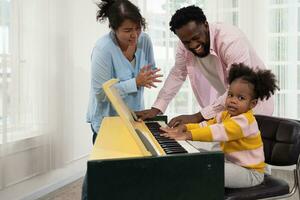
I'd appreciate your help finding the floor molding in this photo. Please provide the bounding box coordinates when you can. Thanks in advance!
[0,157,87,200]
[22,170,85,200]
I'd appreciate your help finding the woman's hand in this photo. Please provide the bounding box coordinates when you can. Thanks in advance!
[136,65,163,88]
[160,125,192,140]
[122,40,137,61]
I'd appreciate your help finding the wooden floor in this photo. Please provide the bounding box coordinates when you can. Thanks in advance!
[38,178,83,200]
[38,169,299,200]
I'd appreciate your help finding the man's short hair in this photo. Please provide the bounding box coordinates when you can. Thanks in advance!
[169,5,207,33]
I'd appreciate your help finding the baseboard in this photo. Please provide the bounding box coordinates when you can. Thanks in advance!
[0,157,88,200]
[22,170,85,200]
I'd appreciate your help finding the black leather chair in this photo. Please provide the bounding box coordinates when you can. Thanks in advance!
[225,115,300,200]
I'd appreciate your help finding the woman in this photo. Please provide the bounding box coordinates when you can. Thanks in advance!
[86,0,162,143]
[83,1,161,199]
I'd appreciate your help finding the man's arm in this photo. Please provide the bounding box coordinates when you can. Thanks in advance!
[136,42,189,120]
[152,42,189,112]
[167,92,227,127]
[200,91,227,120]
[168,112,204,127]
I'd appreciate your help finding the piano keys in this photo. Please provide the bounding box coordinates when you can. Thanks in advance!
[144,121,199,154]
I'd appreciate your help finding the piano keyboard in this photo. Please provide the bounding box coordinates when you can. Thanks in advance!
[145,121,199,154]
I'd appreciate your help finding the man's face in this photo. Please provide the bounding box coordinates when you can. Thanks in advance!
[175,21,210,57]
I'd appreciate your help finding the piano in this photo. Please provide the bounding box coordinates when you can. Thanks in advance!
[87,79,224,200]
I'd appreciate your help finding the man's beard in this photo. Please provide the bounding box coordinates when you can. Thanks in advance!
[190,42,210,58]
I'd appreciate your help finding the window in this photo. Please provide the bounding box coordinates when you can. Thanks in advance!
[139,0,239,118]
[0,0,49,144]
[0,0,11,143]
[267,0,299,119]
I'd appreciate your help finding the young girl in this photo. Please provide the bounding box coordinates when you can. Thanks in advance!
[161,63,279,188]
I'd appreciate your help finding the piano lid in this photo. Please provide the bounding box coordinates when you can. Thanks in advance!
[89,117,149,160]
[91,79,168,159]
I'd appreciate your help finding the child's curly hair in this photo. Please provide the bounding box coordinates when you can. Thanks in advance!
[228,63,279,100]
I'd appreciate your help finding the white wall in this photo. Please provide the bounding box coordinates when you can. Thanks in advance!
[0,0,108,199]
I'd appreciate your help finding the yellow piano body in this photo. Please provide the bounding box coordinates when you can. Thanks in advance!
[87,79,224,200]
[89,116,165,160]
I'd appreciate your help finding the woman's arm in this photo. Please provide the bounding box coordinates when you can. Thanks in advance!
[90,46,113,102]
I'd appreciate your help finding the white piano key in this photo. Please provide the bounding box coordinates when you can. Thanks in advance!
[177,140,199,153]
[155,121,168,128]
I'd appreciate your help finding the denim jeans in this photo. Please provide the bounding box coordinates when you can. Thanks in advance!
[81,124,97,200]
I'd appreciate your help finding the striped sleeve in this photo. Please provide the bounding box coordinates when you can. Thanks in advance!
[186,123,200,131]
[186,117,216,131]
[190,126,213,141]
[191,112,256,142]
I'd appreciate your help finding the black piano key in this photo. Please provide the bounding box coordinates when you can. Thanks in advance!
[154,135,170,139]
[154,135,173,139]
[162,145,184,150]
[157,140,178,144]
[151,133,162,136]
[160,143,181,148]
[155,137,175,142]
[165,146,187,151]
[145,121,188,154]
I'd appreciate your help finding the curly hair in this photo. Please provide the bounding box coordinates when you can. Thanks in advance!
[228,63,279,100]
[169,5,207,33]
[96,0,146,30]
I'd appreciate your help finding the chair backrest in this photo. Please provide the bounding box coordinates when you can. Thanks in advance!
[255,115,300,166]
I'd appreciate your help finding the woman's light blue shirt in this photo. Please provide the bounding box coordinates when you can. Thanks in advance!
[86,32,155,133]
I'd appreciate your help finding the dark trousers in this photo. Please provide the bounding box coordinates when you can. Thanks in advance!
[81,125,97,200]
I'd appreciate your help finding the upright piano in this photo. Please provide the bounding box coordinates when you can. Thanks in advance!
[87,79,224,200]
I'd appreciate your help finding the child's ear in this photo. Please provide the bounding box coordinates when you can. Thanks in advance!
[250,99,258,109]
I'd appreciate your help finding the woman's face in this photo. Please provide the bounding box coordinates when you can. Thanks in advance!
[115,19,141,50]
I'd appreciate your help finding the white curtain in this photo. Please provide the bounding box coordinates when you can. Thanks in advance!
[0,0,95,191]
[0,0,50,189]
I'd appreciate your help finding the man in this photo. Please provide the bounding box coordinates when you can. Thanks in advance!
[136,5,273,126]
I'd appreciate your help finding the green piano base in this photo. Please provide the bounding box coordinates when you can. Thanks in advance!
[88,152,224,200]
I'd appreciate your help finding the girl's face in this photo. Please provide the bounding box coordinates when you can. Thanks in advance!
[115,19,141,50]
[225,79,258,116]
